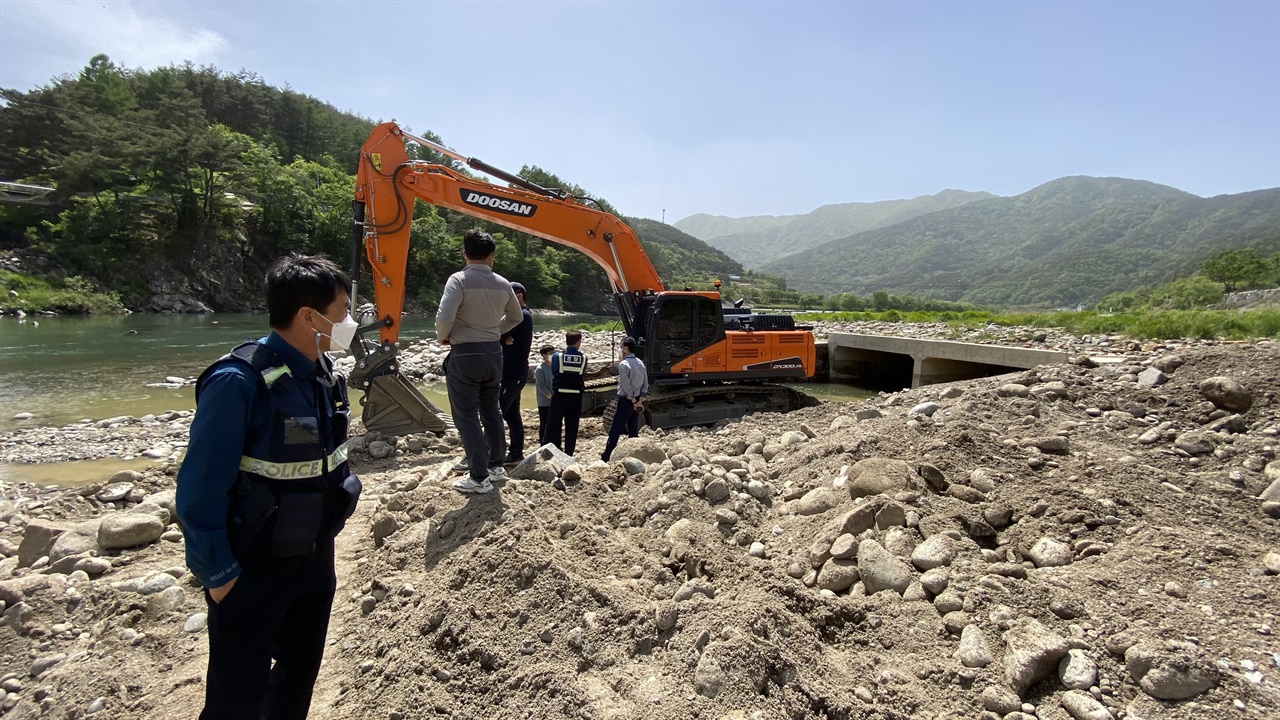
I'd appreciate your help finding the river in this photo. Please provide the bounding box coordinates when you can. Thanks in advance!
[0,313,875,433]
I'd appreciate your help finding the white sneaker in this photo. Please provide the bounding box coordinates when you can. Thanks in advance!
[452,476,494,494]
[450,458,470,473]
[488,466,506,480]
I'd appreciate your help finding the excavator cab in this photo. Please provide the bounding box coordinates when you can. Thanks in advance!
[640,293,726,378]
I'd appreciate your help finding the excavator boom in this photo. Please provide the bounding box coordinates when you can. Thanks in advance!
[355,122,661,346]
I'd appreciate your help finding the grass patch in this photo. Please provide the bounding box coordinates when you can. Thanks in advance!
[0,270,124,314]
[564,320,627,333]
[794,308,1280,341]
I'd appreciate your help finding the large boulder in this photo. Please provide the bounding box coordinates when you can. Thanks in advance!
[1029,537,1073,568]
[1125,641,1219,700]
[911,534,957,571]
[98,514,165,549]
[611,437,668,465]
[510,443,575,480]
[1003,618,1070,695]
[1198,376,1252,412]
[846,458,919,500]
[815,559,860,593]
[0,575,56,607]
[835,498,885,535]
[17,520,67,567]
[954,625,994,668]
[857,539,913,595]
[1173,432,1216,456]
[709,455,746,472]
[48,521,101,563]
[143,489,178,518]
[791,488,841,516]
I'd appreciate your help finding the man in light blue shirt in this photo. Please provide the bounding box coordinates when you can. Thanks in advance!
[601,336,648,461]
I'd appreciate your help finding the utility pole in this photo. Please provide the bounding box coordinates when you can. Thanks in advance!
[662,208,666,224]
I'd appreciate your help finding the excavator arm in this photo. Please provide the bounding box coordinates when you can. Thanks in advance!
[349,121,664,435]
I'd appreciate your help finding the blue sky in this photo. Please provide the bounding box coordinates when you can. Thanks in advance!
[1,1,1277,224]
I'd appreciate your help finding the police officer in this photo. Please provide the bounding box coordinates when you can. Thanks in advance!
[176,254,362,720]
[542,330,587,456]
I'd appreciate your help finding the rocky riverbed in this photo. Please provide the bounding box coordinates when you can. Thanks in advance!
[0,329,1278,719]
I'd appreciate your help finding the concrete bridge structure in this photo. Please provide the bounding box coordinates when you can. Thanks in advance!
[826,333,1070,389]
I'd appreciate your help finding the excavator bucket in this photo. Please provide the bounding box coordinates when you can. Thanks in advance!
[359,373,452,436]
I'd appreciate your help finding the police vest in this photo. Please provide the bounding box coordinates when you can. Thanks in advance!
[195,341,360,561]
[551,349,587,394]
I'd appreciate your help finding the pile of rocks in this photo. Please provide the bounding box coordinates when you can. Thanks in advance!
[325,341,1278,720]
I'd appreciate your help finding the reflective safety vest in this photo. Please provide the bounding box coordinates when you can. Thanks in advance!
[551,348,587,394]
[195,341,359,562]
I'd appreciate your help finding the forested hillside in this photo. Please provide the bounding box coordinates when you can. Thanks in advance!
[761,177,1280,307]
[0,56,736,314]
[676,189,995,267]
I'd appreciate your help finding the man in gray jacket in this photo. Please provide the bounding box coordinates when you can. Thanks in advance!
[437,230,522,494]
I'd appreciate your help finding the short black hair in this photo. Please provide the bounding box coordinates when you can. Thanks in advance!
[565,330,582,346]
[463,229,496,260]
[620,336,637,353]
[539,345,555,355]
[265,254,350,329]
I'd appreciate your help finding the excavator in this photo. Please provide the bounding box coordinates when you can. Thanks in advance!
[348,121,816,436]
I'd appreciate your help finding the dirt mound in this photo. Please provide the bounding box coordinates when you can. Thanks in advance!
[1,340,1278,719]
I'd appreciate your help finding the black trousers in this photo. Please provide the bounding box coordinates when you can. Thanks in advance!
[445,344,505,480]
[601,397,641,461]
[543,391,582,456]
[200,540,336,720]
[537,406,549,447]
[499,374,527,458]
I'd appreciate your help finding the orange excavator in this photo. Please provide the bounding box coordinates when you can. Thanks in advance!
[349,121,816,436]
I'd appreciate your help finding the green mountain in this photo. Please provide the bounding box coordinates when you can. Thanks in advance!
[676,189,995,268]
[674,213,800,244]
[759,177,1280,307]
[627,218,744,288]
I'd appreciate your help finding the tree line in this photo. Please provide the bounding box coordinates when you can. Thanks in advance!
[0,56,737,315]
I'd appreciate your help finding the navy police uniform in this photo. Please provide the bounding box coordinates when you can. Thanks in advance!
[542,346,587,456]
[176,332,360,720]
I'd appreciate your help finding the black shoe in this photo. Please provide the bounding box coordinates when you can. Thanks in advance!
[504,454,522,464]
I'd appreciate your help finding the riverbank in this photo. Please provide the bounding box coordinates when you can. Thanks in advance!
[0,336,1278,719]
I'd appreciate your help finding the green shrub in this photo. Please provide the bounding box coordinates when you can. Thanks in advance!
[0,271,124,314]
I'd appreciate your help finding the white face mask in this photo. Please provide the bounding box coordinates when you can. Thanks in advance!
[314,311,359,353]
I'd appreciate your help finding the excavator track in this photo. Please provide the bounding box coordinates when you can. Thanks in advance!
[599,383,816,431]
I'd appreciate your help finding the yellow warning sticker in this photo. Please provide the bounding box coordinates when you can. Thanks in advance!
[371,152,382,171]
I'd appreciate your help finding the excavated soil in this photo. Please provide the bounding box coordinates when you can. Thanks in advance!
[1,337,1278,720]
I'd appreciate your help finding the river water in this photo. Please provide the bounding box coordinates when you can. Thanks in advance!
[0,313,874,433]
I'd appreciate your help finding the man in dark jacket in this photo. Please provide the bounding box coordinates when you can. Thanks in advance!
[176,254,361,720]
[499,281,534,462]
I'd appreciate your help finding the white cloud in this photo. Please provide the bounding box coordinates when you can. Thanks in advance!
[9,1,228,72]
